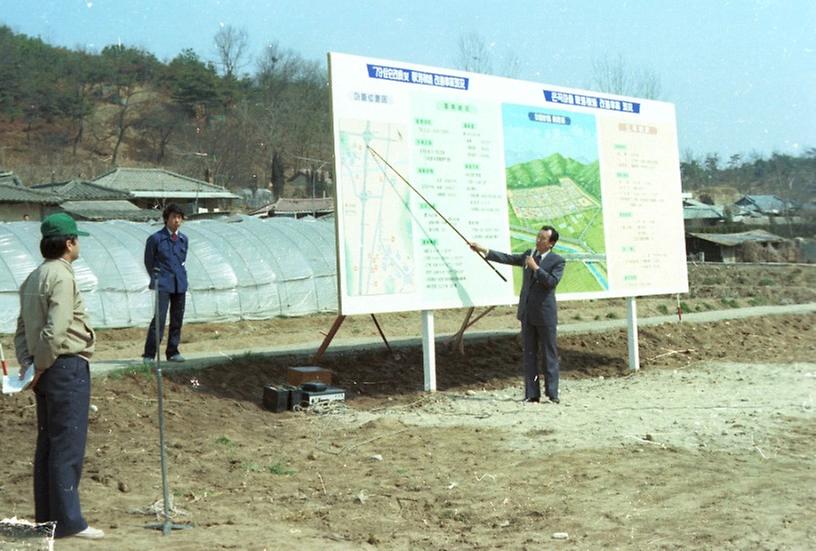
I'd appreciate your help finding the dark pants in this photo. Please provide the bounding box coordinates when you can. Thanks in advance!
[521,320,560,400]
[34,356,90,538]
[143,291,186,360]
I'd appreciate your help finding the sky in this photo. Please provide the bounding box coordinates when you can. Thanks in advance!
[503,104,599,166]
[1,0,813,162]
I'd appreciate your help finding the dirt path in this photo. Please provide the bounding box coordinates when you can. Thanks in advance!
[1,309,814,550]
[19,261,809,368]
[80,302,816,377]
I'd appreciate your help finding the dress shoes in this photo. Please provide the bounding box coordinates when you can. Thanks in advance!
[167,354,186,362]
[522,397,540,403]
[547,396,560,404]
[73,526,105,539]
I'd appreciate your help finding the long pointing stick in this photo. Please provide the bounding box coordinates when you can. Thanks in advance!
[367,145,507,282]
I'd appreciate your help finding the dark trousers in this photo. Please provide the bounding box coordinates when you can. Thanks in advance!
[521,320,560,400]
[143,291,186,360]
[34,356,90,538]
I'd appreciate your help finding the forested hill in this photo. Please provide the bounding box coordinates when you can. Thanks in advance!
[679,151,815,205]
[0,24,813,207]
[0,24,332,193]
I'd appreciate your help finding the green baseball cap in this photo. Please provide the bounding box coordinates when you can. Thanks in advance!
[40,213,89,238]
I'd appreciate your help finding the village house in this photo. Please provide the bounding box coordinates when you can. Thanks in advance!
[93,167,240,214]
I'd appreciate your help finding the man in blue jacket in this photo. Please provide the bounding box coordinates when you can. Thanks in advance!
[470,226,566,403]
[142,203,189,363]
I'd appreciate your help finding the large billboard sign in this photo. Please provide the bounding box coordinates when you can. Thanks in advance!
[329,52,687,316]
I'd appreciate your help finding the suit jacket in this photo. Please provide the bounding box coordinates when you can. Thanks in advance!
[144,227,188,293]
[486,248,565,326]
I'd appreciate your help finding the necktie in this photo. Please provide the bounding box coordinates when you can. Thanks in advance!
[171,233,177,241]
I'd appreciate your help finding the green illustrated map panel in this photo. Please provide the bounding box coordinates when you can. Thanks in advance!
[502,104,607,294]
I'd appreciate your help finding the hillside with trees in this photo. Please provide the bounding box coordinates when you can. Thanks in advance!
[680,150,816,207]
[0,24,331,197]
[506,154,601,201]
[0,24,813,212]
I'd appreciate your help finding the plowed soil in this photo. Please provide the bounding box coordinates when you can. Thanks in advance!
[1,263,815,550]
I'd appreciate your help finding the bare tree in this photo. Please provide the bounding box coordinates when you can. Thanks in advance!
[453,32,522,78]
[96,45,157,165]
[501,50,522,79]
[256,42,322,95]
[590,54,662,99]
[133,102,185,163]
[255,42,330,174]
[454,32,494,74]
[214,25,249,78]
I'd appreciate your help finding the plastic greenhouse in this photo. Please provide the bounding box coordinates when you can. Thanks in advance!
[0,215,338,334]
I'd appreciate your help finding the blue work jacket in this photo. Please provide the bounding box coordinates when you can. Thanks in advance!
[144,227,188,293]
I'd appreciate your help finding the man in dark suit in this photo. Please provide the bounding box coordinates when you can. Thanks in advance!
[142,203,189,364]
[470,226,566,403]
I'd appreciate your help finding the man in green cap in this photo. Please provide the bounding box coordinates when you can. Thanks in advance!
[14,213,104,540]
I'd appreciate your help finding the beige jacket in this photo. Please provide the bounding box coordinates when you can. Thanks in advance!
[14,258,95,372]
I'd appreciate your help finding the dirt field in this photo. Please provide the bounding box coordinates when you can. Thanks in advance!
[1,263,815,550]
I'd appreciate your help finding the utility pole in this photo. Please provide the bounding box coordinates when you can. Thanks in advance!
[289,154,329,218]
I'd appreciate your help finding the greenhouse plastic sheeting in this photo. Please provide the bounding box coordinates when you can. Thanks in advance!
[0,215,338,334]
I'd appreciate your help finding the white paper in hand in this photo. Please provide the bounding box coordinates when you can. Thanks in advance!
[2,365,35,395]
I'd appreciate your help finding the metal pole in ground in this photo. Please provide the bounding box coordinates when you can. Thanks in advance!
[626,296,640,371]
[422,310,437,392]
[146,268,190,534]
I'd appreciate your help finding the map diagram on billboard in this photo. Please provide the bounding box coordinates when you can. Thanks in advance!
[501,104,608,294]
[337,119,415,297]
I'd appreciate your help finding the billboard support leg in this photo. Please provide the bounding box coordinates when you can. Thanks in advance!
[448,306,497,354]
[421,310,436,392]
[312,315,346,363]
[448,307,474,354]
[370,314,394,357]
[626,296,640,371]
